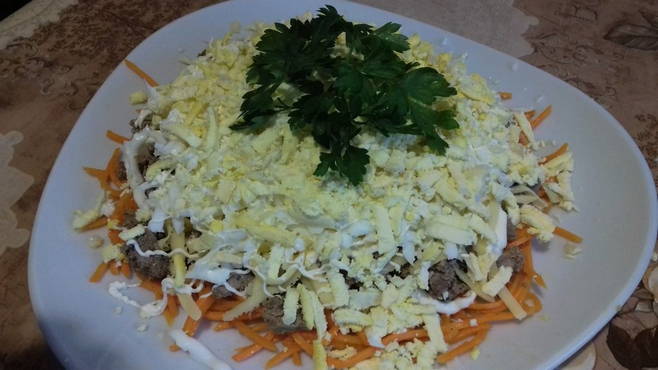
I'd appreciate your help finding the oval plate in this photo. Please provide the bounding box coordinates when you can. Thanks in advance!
[28,0,657,369]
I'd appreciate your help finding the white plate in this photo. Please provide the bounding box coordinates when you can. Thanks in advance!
[28,0,658,369]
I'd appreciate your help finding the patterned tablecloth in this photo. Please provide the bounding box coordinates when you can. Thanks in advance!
[0,0,656,369]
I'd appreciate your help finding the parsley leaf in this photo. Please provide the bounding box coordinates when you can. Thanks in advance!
[233,5,459,185]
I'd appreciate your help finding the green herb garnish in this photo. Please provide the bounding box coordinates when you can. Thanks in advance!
[233,5,458,185]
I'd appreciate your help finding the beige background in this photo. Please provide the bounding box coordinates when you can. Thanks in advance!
[0,0,656,369]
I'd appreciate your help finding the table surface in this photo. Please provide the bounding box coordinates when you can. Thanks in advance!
[1,0,656,369]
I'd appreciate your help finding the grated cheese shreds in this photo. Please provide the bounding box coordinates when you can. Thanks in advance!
[282,286,300,326]
[498,286,527,320]
[223,277,266,321]
[177,293,201,321]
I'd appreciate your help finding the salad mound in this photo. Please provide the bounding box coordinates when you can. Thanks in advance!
[74,7,579,370]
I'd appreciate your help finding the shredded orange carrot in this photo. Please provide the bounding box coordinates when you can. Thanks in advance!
[169,344,180,352]
[266,346,300,368]
[89,262,108,283]
[357,331,369,345]
[332,334,364,346]
[183,288,214,337]
[541,143,569,164]
[291,333,313,356]
[211,299,244,311]
[83,166,118,198]
[250,322,269,332]
[554,226,583,243]
[124,60,158,87]
[80,216,108,231]
[525,110,536,120]
[204,311,225,321]
[108,229,122,244]
[232,333,275,362]
[106,148,123,187]
[109,261,120,275]
[162,295,178,326]
[467,299,505,311]
[233,321,277,351]
[233,343,263,362]
[120,262,132,279]
[437,330,487,364]
[234,309,263,322]
[446,324,491,344]
[206,308,263,322]
[382,329,428,345]
[499,92,512,100]
[534,273,547,289]
[83,167,107,181]
[519,242,536,277]
[507,234,533,248]
[524,292,543,314]
[292,351,302,366]
[328,347,377,368]
[140,279,164,299]
[214,322,233,331]
[106,130,130,144]
[531,105,552,129]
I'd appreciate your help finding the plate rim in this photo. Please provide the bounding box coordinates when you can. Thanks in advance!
[27,0,658,369]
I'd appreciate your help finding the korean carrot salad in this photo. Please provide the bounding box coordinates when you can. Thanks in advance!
[73,6,582,370]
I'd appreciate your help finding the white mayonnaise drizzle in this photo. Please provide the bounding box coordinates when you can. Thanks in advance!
[414,291,477,315]
[169,329,231,370]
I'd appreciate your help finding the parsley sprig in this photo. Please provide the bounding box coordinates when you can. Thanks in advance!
[233,6,458,185]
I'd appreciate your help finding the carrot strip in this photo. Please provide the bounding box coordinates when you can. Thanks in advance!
[83,167,107,180]
[140,279,163,299]
[534,273,547,289]
[524,110,536,120]
[233,333,275,362]
[108,229,122,244]
[211,299,244,311]
[292,351,302,366]
[106,148,123,187]
[204,311,225,321]
[266,347,300,368]
[446,324,490,344]
[89,262,108,283]
[120,262,132,279]
[163,295,178,326]
[109,261,120,275]
[382,329,428,345]
[80,216,108,231]
[291,333,313,356]
[183,288,214,336]
[531,105,552,129]
[541,143,569,164]
[466,300,505,311]
[328,347,377,368]
[554,226,583,243]
[124,60,159,87]
[437,330,487,364]
[106,130,130,144]
[333,334,364,346]
[233,321,277,351]
[476,311,516,324]
[233,343,263,362]
[214,322,233,331]
[507,229,531,248]
[499,92,512,100]
[251,322,270,332]
[206,308,263,322]
[519,242,536,277]
[357,330,369,345]
[169,344,180,352]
